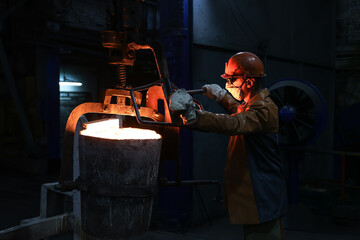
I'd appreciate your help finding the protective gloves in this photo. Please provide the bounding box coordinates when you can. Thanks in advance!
[169,89,197,124]
[202,84,227,102]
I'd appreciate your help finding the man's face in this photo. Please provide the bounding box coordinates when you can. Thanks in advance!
[225,77,246,101]
[225,77,255,102]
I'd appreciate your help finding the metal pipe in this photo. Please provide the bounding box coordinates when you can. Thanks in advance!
[127,43,163,80]
[186,89,205,94]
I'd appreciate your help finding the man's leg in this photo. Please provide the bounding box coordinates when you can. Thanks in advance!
[244,218,284,240]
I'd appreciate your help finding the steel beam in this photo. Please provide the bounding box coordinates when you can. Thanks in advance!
[0,213,74,240]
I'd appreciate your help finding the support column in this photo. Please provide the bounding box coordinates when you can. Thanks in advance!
[158,0,193,227]
[37,47,60,175]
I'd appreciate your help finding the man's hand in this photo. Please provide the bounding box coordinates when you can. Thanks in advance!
[202,84,227,102]
[169,89,197,124]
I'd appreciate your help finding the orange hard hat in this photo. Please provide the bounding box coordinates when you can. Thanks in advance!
[221,52,266,79]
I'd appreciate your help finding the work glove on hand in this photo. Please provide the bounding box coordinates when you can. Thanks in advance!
[202,84,227,102]
[169,89,197,124]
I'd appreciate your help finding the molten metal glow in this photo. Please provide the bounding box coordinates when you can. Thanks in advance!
[80,119,161,140]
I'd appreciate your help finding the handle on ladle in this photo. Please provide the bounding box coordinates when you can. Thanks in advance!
[186,89,206,95]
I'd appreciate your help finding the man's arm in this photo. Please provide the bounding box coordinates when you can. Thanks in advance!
[202,84,240,113]
[193,102,278,135]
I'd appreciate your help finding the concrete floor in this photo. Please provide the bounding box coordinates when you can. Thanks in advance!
[1,171,360,240]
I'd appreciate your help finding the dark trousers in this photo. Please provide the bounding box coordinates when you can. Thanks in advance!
[244,218,285,240]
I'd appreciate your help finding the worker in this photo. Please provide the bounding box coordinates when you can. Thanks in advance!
[170,52,287,240]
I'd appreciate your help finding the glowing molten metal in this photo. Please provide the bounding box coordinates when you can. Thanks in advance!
[80,119,161,140]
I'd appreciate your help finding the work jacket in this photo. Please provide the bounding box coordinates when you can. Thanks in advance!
[194,88,287,224]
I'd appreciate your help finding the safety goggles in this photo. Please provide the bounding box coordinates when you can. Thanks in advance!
[224,76,245,85]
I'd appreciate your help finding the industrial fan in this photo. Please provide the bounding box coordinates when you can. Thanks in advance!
[269,78,327,149]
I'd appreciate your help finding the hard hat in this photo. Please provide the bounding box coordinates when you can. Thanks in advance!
[221,52,266,79]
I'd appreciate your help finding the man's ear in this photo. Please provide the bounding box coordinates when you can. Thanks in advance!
[246,78,255,88]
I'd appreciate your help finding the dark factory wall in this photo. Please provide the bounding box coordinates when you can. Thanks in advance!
[193,0,335,65]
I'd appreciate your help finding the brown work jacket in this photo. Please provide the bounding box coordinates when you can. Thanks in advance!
[194,89,287,224]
